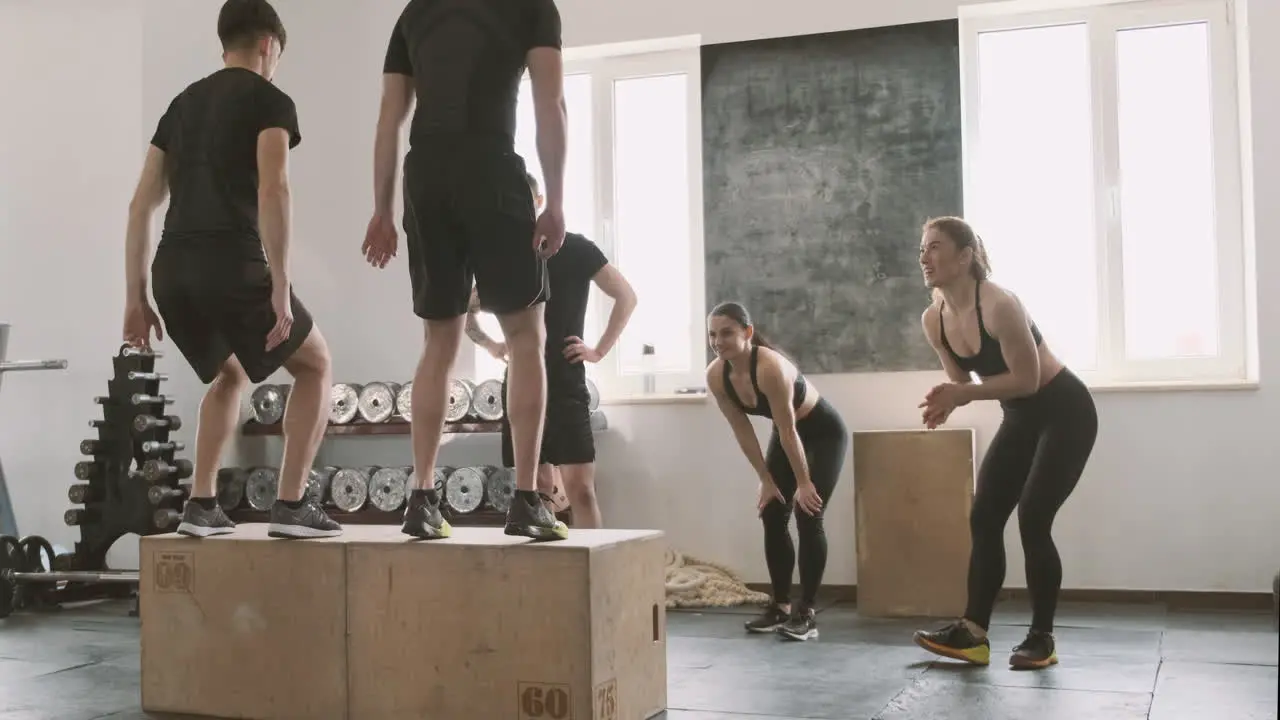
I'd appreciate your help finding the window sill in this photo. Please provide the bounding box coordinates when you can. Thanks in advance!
[1084,377,1260,393]
[600,391,709,406]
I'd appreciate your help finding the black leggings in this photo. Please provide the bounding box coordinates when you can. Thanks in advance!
[761,397,849,608]
[965,368,1098,633]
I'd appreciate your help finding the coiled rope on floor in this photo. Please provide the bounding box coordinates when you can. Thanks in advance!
[664,548,770,609]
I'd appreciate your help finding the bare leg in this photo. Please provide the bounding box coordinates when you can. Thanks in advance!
[498,305,566,540]
[276,328,334,501]
[558,463,601,528]
[189,357,249,499]
[408,317,466,490]
[496,305,546,493]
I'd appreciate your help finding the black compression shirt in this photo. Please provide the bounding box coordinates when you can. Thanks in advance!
[382,0,562,148]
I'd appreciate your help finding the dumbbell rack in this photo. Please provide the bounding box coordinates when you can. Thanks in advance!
[234,416,573,527]
[0,344,191,620]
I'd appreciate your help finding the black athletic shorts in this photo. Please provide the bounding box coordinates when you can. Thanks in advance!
[402,137,549,320]
[151,238,314,385]
[499,369,595,467]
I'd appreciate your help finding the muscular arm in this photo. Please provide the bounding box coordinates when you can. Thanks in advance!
[527,48,567,211]
[589,264,637,358]
[124,145,169,305]
[257,128,293,290]
[921,305,974,384]
[373,73,415,217]
[707,364,772,482]
[464,287,504,354]
[956,294,1041,402]
[755,353,814,488]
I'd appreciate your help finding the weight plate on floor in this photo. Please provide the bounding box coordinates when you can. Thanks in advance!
[250,384,289,425]
[245,467,279,512]
[217,466,247,509]
[357,382,399,424]
[470,379,504,421]
[395,381,413,421]
[445,378,474,423]
[589,410,608,431]
[329,468,369,512]
[444,467,486,514]
[368,467,409,512]
[586,377,600,412]
[329,383,363,424]
[484,467,516,514]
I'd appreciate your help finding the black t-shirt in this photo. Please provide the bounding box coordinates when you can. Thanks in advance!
[150,67,301,244]
[545,233,609,382]
[382,0,562,147]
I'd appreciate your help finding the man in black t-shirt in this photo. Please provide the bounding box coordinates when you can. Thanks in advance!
[361,0,572,542]
[121,0,341,541]
[467,173,638,529]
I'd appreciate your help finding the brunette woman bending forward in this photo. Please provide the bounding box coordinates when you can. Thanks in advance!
[706,302,849,642]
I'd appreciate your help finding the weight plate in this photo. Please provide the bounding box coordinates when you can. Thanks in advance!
[470,379,505,421]
[445,378,473,423]
[308,466,338,505]
[589,411,608,431]
[216,467,247,512]
[586,377,600,412]
[329,383,363,424]
[395,382,413,421]
[250,384,289,425]
[0,535,23,574]
[330,468,369,512]
[245,467,279,512]
[368,467,410,512]
[485,467,516,514]
[357,382,399,424]
[18,536,54,573]
[444,467,486,514]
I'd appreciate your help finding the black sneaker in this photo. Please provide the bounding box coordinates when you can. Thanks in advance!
[777,603,818,641]
[744,603,790,633]
[402,489,452,539]
[913,620,992,665]
[504,491,568,541]
[1010,630,1058,669]
[176,499,236,538]
[267,498,343,539]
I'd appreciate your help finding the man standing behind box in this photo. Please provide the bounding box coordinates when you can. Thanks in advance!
[467,172,638,529]
[360,0,571,541]
[121,0,342,540]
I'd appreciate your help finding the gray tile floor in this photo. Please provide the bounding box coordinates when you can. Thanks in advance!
[0,597,1275,719]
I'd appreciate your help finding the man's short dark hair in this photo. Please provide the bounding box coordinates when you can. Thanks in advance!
[217,0,287,52]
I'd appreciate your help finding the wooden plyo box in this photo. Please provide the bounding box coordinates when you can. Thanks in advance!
[853,428,975,619]
[138,525,668,720]
[347,527,668,720]
[138,524,349,720]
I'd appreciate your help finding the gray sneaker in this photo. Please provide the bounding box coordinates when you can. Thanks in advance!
[176,499,237,538]
[267,498,343,539]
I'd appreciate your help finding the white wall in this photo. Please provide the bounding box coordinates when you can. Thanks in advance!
[2,0,1276,591]
[0,0,145,566]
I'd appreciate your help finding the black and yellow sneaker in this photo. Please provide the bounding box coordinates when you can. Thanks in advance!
[505,490,568,541]
[744,603,790,633]
[1010,630,1058,669]
[402,488,452,540]
[777,603,818,641]
[913,620,991,665]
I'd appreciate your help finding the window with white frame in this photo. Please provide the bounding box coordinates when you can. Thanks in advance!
[958,0,1248,386]
[472,47,705,397]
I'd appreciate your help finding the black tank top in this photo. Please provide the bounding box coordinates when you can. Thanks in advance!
[939,280,1044,379]
[722,345,808,420]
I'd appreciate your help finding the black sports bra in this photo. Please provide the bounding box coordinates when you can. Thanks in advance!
[939,279,1044,379]
[722,345,807,420]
